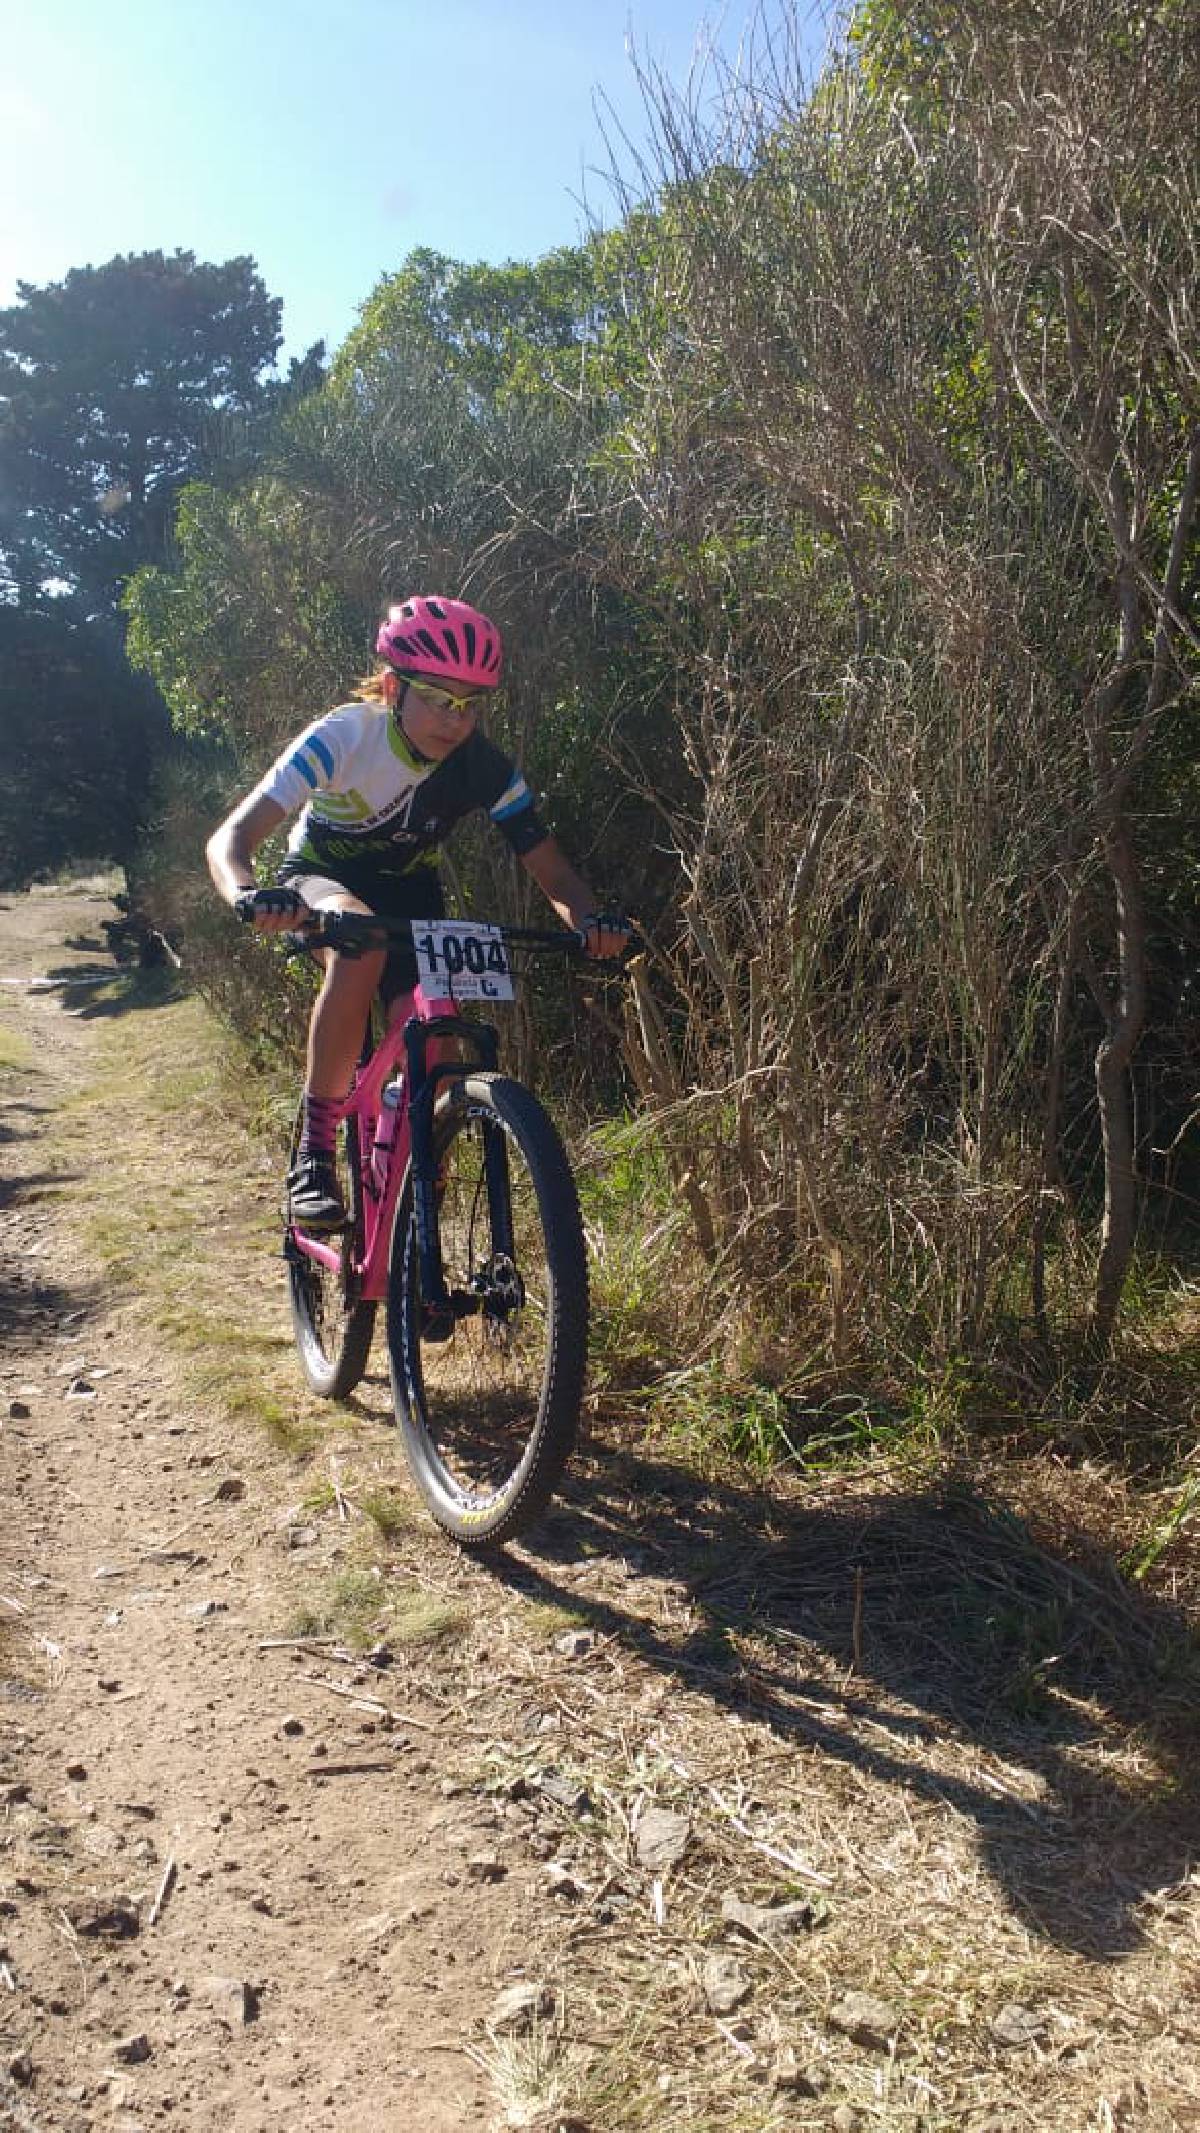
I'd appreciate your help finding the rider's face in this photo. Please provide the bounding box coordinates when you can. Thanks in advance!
[398,679,483,760]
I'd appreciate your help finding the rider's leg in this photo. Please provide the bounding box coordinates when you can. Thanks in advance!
[307,919,386,1099]
[289,885,385,1228]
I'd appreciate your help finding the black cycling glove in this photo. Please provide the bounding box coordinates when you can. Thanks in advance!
[578,908,634,956]
[234,886,304,926]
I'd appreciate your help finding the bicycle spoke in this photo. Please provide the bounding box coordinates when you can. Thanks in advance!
[415,1115,551,1496]
[287,1112,375,1398]
[389,1076,587,1546]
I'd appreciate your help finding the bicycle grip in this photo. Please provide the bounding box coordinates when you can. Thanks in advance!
[234,886,306,926]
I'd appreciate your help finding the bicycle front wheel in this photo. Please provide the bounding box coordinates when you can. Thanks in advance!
[286,1106,377,1400]
[387,1073,588,1548]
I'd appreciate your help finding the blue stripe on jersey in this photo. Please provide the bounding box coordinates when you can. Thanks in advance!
[307,733,335,778]
[288,749,319,788]
[490,778,532,823]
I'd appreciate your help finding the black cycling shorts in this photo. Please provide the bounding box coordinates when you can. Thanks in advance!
[276,863,447,1006]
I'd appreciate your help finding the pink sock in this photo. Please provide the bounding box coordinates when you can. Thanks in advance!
[299,1093,341,1158]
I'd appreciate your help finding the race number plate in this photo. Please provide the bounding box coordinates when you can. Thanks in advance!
[413,920,514,1001]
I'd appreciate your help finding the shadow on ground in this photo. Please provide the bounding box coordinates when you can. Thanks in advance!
[0,1169,82,1214]
[32,963,182,1021]
[0,1104,97,1335]
[0,1101,49,1147]
[496,1437,1199,1963]
[0,1255,97,1341]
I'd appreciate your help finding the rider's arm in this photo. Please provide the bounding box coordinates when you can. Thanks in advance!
[206,793,292,927]
[210,705,359,896]
[520,836,628,959]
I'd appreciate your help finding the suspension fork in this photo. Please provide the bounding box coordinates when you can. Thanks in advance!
[481,1109,516,1263]
[404,1015,503,1317]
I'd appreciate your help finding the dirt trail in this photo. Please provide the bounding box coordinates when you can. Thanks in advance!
[2,886,1199,2133]
[0,888,532,2133]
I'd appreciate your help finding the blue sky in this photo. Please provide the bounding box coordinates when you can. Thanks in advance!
[1,0,822,366]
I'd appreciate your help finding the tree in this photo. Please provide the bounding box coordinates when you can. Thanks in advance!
[338,246,601,401]
[0,250,289,888]
[0,607,168,888]
[0,249,282,614]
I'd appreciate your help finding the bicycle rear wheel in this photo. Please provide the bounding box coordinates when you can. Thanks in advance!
[286,1105,377,1399]
[387,1073,588,1548]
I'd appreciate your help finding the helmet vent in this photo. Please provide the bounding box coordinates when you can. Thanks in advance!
[375,596,502,687]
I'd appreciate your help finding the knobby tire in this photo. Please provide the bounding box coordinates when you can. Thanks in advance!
[387,1073,587,1549]
[286,1102,376,1399]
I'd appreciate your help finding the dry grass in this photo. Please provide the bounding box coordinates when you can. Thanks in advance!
[0,1023,32,1072]
[56,976,350,1455]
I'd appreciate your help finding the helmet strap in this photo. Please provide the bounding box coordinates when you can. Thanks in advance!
[394,685,433,765]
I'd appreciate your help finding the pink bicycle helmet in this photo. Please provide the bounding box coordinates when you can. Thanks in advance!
[375,595,503,688]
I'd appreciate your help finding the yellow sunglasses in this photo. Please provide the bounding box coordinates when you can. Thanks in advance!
[402,675,489,715]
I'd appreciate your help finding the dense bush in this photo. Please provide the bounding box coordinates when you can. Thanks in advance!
[122,0,1198,1373]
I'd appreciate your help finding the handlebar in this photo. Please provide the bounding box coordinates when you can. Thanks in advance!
[284,910,638,965]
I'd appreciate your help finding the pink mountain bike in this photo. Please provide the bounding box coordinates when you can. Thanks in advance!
[283,912,590,1549]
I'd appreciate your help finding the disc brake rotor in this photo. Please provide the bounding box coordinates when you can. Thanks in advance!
[473,1252,525,1341]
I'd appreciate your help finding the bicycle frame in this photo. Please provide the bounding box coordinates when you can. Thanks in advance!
[277,907,622,1541]
[286,982,498,1306]
[281,911,601,1328]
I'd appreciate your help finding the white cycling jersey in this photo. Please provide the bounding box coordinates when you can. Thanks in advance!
[249,699,546,898]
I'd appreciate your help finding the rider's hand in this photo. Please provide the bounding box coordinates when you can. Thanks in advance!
[575,908,634,961]
[234,886,309,935]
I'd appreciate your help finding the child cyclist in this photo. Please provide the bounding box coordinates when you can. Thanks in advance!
[206,595,630,1230]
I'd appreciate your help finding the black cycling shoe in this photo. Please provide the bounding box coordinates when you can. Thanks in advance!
[287,1153,347,1232]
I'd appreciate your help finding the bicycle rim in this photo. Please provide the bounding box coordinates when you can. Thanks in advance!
[388,1075,587,1547]
[287,1112,376,1398]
